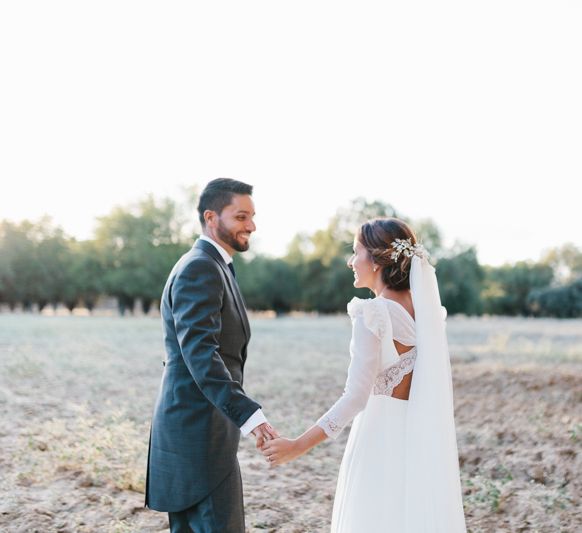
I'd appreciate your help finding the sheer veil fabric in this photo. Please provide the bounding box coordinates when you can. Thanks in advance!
[406,255,466,532]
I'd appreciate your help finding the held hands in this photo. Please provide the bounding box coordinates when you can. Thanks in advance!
[260,426,326,467]
[260,437,303,467]
[251,423,302,467]
[253,424,324,467]
[252,423,279,450]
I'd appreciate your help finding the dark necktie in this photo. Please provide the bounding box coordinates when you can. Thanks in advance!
[228,262,236,278]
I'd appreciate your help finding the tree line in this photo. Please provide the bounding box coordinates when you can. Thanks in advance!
[1,195,581,317]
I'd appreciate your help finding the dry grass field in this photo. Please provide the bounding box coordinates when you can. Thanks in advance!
[0,313,580,532]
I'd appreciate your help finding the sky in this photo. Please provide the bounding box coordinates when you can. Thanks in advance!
[1,1,581,266]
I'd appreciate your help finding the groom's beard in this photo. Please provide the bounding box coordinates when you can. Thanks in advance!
[216,219,250,252]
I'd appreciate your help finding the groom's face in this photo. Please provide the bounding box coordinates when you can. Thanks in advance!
[209,194,256,254]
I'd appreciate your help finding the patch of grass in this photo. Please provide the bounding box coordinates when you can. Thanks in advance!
[18,407,148,493]
[465,474,503,512]
[569,423,581,442]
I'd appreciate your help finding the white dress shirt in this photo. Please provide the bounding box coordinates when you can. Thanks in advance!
[198,234,267,436]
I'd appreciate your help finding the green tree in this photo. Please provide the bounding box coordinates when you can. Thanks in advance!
[237,256,301,314]
[298,257,367,313]
[35,222,75,311]
[414,219,444,258]
[66,240,106,312]
[0,220,43,310]
[540,243,582,283]
[436,246,485,315]
[95,196,191,315]
[483,261,553,316]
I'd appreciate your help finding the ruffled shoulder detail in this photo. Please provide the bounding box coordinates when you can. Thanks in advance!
[347,297,390,338]
[346,296,367,318]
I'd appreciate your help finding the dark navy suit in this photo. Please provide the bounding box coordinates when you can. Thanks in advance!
[146,239,260,532]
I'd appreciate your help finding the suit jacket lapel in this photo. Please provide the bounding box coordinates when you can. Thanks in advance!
[223,269,251,341]
[194,240,251,342]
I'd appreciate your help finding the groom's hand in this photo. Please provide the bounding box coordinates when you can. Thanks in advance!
[252,423,279,450]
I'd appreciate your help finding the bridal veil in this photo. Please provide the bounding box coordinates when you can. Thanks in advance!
[405,254,466,532]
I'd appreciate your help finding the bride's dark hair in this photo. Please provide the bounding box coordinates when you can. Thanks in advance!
[357,217,418,291]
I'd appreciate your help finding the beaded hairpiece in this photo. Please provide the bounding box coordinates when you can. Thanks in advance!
[390,238,428,262]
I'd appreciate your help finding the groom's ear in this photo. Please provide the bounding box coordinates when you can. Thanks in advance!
[204,209,217,228]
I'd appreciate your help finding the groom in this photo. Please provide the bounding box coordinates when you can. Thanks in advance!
[146,178,277,532]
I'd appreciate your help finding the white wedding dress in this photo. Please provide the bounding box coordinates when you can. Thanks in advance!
[317,256,466,533]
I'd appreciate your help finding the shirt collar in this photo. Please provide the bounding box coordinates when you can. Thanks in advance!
[199,234,233,265]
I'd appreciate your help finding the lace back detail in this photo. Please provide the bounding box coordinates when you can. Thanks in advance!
[373,347,417,396]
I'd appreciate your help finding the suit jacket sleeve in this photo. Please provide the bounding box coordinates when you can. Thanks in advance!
[172,257,261,428]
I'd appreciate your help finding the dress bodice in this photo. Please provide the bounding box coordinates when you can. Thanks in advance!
[346,296,415,367]
[317,297,421,439]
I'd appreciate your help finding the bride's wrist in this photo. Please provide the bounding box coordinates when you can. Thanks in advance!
[293,436,306,455]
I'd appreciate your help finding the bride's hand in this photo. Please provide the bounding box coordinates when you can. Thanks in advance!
[261,437,302,467]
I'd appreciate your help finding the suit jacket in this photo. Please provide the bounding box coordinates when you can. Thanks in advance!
[145,239,261,512]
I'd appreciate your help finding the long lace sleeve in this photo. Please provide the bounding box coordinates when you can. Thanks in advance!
[316,298,390,439]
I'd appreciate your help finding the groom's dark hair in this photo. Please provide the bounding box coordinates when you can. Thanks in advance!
[198,178,253,227]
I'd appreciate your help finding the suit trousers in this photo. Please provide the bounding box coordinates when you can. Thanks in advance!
[168,461,245,533]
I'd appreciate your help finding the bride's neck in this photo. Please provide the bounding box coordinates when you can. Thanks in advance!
[371,279,387,298]
[372,282,407,302]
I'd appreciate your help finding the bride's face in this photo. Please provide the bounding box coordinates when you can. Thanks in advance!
[347,238,376,289]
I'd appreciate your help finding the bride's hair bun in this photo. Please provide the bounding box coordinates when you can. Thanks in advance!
[358,217,418,291]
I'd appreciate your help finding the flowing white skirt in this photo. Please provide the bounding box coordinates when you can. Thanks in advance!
[331,395,408,533]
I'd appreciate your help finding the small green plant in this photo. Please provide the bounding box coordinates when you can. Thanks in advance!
[569,423,581,442]
[465,475,503,513]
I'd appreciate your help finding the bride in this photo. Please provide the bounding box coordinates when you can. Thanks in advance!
[261,217,466,532]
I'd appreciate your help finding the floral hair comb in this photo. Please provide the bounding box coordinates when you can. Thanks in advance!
[390,238,428,262]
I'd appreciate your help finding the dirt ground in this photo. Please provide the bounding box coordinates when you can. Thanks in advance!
[0,313,580,532]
